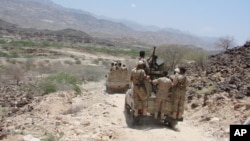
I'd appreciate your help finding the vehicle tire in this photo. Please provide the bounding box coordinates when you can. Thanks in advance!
[124,102,130,114]
[106,86,109,93]
[106,86,112,94]
[169,120,177,129]
[137,116,144,125]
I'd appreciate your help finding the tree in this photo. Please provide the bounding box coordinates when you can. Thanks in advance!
[216,36,235,50]
[5,63,25,85]
[192,50,208,71]
[157,44,185,71]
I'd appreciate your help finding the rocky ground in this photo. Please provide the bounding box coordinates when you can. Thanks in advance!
[184,42,250,138]
[0,43,249,141]
[1,81,217,141]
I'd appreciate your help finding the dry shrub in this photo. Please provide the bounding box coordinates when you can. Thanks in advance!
[5,63,25,85]
[157,44,185,71]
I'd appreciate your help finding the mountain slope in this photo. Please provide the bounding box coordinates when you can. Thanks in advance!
[0,0,215,49]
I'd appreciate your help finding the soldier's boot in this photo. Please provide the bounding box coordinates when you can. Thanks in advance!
[154,112,158,119]
[143,109,148,116]
[134,110,138,117]
[171,112,177,119]
[177,112,183,119]
[160,113,165,120]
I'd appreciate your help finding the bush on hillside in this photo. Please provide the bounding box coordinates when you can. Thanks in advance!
[39,72,82,95]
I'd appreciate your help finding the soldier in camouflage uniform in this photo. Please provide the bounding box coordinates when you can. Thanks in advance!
[138,50,150,73]
[151,71,172,120]
[172,67,189,119]
[138,50,153,97]
[130,60,149,117]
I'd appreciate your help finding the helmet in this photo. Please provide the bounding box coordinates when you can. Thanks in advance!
[174,68,180,73]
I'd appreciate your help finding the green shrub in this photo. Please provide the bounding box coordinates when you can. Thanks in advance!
[39,80,57,94]
[0,50,8,57]
[41,134,59,141]
[0,106,8,117]
[64,60,74,65]
[75,60,81,64]
[197,84,216,95]
[0,39,6,44]
[10,40,36,47]
[10,51,19,58]
[39,72,82,95]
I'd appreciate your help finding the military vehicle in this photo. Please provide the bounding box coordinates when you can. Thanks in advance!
[124,47,183,128]
[105,61,130,93]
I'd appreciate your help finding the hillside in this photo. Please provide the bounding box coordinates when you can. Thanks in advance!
[0,0,215,49]
[184,42,250,138]
[0,19,132,48]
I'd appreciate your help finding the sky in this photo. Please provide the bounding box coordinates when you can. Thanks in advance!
[51,0,250,45]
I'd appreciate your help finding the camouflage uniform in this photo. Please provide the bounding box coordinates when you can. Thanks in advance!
[139,57,152,96]
[139,57,150,73]
[152,77,172,119]
[172,74,189,119]
[131,66,148,117]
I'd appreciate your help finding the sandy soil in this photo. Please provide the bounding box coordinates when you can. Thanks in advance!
[2,80,220,141]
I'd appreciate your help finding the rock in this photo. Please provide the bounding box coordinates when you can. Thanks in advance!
[246,87,250,96]
[0,127,7,140]
[81,121,90,126]
[210,117,220,122]
[235,94,244,99]
[199,116,211,122]
[233,103,245,110]
[187,93,194,101]
[214,96,225,101]
[191,103,199,109]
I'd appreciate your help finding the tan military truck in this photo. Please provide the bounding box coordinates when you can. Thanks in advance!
[124,47,183,128]
[106,61,130,93]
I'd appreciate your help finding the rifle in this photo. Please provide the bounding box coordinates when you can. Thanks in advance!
[149,46,156,72]
[148,46,158,94]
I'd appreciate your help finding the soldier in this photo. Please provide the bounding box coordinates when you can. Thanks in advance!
[151,71,172,120]
[117,62,122,70]
[121,64,128,71]
[110,62,116,71]
[138,50,153,96]
[171,67,189,119]
[138,50,150,73]
[130,60,149,117]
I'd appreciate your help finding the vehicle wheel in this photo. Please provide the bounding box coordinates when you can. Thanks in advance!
[106,86,109,93]
[132,115,144,126]
[168,120,177,129]
[137,116,144,125]
[124,102,130,114]
[106,86,112,94]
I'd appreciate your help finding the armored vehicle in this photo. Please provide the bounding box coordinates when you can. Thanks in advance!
[106,61,130,93]
[124,47,183,128]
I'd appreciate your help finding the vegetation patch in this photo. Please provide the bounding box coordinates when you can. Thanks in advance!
[39,72,82,95]
[9,40,36,47]
[196,84,217,95]
[41,133,62,141]
[0,106,8,118]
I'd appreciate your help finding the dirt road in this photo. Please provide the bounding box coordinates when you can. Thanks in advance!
[2,79,220,141]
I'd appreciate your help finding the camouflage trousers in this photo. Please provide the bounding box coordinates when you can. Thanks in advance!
[154,98,166,119]
[145,81,152,96]
[172,90,185,119]
[133,86,147,116]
